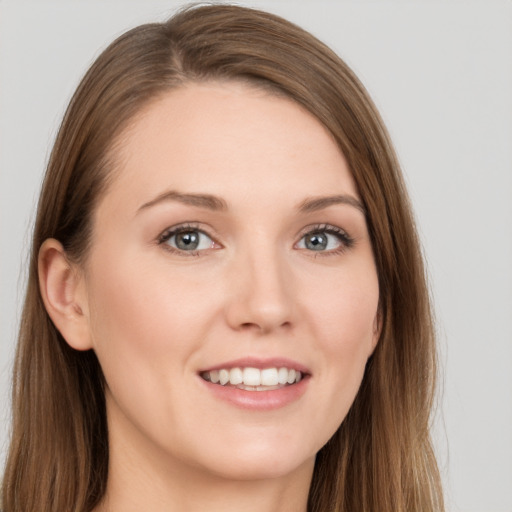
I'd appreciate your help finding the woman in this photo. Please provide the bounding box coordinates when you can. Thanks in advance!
[1,4,443,511]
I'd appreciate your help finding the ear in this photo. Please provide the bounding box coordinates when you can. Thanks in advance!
[38,238,93,351]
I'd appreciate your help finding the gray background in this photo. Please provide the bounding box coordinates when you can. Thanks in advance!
[1,1,511,510]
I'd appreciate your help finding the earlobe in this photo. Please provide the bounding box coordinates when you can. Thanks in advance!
[38,238,93,351]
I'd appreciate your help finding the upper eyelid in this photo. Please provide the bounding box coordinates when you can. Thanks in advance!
[158,223,217,241]
[296,223,350,238]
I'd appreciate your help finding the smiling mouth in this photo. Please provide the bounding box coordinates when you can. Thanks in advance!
[200,367,304,391]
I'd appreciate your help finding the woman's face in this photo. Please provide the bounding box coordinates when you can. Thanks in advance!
[80,82,380,481]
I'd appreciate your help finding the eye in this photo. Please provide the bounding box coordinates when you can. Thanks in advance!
[296,225,354,253]
[159,226,218,253]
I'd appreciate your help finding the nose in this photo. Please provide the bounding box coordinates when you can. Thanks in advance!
[224,246,295,334]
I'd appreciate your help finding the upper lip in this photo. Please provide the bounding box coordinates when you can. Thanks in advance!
[199,357,311,375]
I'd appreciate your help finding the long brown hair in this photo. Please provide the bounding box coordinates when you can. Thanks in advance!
[2,5,444,511]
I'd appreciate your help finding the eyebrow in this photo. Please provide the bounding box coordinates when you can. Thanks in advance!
[137,190,365,216]
[137,190,228,213]
[298,194,366,215]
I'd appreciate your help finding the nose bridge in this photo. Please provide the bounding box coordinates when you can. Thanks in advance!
[226,237,293,333]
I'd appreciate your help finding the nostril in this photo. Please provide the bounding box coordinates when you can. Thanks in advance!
[238,320,292,334]
[239,321,266,333]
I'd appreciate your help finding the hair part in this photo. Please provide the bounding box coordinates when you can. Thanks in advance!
[2,4,443,511]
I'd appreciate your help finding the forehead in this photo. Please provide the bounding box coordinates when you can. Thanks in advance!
[101,81,358,213]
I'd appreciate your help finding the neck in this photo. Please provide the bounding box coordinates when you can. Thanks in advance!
[97,465,313,512]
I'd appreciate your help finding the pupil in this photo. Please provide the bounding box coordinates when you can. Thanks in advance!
[176,231,199,250]
[306,233,327,251]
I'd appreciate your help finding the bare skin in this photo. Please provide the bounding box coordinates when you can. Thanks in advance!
[39,81,380,511]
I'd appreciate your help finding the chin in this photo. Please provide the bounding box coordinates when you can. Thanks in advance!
[206,455,315,482]
[189,436,318,482]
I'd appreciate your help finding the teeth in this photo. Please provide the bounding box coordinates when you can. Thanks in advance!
[278,367,288,385]
[229,367,243,385]
[219,369,229,385]
[261,368,278,386]
[243,367,261,386]
[202,367,304,389]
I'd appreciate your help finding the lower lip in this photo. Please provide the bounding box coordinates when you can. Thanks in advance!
[200,377,309,411]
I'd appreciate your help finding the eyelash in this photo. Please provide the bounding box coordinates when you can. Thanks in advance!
[297,223,355,257]
[157,223,355,257]
[157,223,212,257]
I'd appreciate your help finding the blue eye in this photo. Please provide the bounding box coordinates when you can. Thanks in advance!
[160,228,216,252]
[296,226,353,252]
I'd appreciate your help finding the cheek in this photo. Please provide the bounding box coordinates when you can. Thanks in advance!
[83,251,219,440]
[86,263,168,414]
[303,268,379,428]
[309,267,379,356]
[86,248,212,352]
